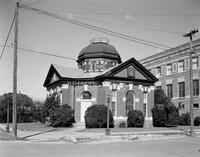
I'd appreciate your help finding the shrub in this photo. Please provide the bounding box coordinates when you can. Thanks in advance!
[49,104,74,127]
[152,104,179,127]
[194,116,200,126]
[152,104,167,127]
[178,112,190,126]
[119,121,126,128]
[85,104,114,128]
[165,105,179,126]
[127,110,144,127]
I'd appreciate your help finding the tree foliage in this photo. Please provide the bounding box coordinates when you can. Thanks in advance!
[194,116,200,126]
[42,93,75,127]
[152,89,179,127]
[0,93,36,123]
[41,93,60,123]
[49,104,74,127]
[154,88,171,105]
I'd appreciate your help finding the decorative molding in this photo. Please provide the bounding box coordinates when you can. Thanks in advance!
[84,84,88,91]
[77,98,81,102]
[155,81,161,86]
[62,84,69,89]
[129,84,133,90]
[123,97,126,101]
[193,75,199,79]
[135,98,139,102]
[166,79,172,84]
[177,77,185,82]
[102,81,111,87]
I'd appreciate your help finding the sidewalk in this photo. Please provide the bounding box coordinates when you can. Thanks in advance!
[0,123,200,144]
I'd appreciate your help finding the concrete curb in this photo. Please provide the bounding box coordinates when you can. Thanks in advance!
[1,124,200,144]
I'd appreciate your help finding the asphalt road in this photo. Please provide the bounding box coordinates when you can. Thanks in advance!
[1,137,200,157]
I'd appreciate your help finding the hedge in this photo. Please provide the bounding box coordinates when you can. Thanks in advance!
[127,110,144,128]
[85,104,114,128]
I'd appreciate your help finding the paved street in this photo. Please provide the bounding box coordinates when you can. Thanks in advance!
[1,136,200,157]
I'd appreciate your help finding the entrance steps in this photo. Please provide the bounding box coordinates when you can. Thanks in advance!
[73,122,86,129]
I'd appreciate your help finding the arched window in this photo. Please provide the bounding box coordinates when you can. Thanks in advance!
[81,91,92,99]
[126,90,134,116]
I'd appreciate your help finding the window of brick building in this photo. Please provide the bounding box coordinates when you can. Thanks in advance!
[178,82,185,97]
[167,84,173,98]
[192,57,198,69]
[156,66,161,77]
[178,60,184,72]
[151,69,156,76]
[166,64,172,75]
[193,79,199,96]
[172,63,177,73]
[161,66,166,75]
[185,59,190,69]
[193,103,199,110]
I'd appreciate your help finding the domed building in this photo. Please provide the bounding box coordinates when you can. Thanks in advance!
[43,38,158,126]
[77,38,121,72]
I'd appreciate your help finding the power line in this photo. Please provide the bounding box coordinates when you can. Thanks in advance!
[45,8,185,35]
[19,4,171,50]
[41,9,200,17]
[19,47,76,61]
[0,10,16,60]
[0,45,76,61]
[76,16,182,35]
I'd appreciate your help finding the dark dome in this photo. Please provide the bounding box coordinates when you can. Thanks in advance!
[77,38,121,63]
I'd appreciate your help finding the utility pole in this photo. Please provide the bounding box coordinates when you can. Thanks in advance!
[183,29,199,137]
[13,1,19,138]
[6,99,10,132]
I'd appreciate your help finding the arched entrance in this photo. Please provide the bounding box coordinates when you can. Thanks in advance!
[80,91,92,122]
[126,90,135,116]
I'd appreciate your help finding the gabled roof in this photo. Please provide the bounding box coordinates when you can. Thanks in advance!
[43,57,158,88]
[52,64,83,78]
[43,64,83,87]
[96,57,158,82]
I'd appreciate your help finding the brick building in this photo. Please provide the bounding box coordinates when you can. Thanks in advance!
[140,38,200,117]
[43,38,157,125]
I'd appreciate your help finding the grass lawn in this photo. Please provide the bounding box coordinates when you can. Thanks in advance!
[0,122,54,132]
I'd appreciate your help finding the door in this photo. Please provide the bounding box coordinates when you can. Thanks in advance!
[80,100,92,122]
[80,91,92,122]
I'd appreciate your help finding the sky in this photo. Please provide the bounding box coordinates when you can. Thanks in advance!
[0,0,200,101]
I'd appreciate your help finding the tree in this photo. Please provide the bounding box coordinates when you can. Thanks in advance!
[41,93,60,123]
[152,89,179,127]
[49,104,74,127]
[0,93,35,123]
[154,88,171,105]
[42,93,75,127]
[32,101,44,122]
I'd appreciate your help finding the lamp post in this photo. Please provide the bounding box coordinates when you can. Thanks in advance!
[105,95,111,135]
[105,84,117,136]
[143,87,148,119]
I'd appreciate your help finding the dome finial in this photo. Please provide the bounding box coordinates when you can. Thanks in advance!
[90,37,109,44]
